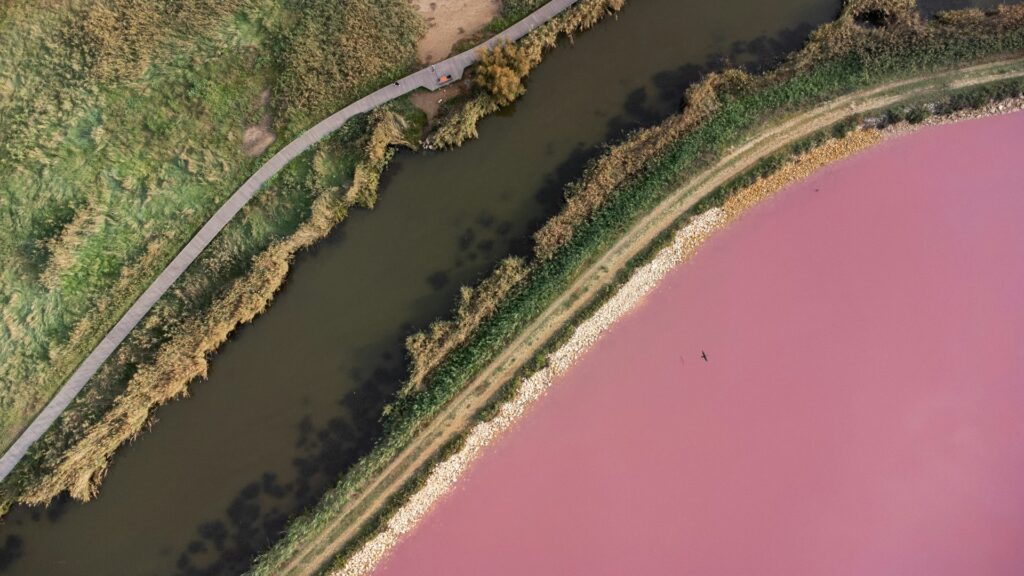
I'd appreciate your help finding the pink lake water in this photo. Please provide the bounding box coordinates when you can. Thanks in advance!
[376,112,1024,576]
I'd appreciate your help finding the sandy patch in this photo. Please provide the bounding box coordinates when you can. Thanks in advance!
[242,121,275,157]
[412,0,501,64]
[409,82,470,121]
[243,89,276,157]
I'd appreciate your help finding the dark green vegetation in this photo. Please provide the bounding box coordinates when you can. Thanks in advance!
[250,1,1024,573]
[883,71,1024,122]
[0,0,423,507]
[897,75,1024,121]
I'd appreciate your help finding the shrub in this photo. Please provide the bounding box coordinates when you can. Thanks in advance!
[906,104,931,123]
[474,41,536,105]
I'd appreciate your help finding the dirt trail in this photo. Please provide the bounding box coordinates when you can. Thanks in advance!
[276,58,1024,576]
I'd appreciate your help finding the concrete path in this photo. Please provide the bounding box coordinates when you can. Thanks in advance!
[0,0,580,483]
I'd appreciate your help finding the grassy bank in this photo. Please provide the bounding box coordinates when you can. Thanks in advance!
[0,0,425,507]
[246,1,1024,574]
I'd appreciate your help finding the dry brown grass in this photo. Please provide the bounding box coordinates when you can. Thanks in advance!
[346,108,416,208]
[272,0,423,131]
[75,0,240,81]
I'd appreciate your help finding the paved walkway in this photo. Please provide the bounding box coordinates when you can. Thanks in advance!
[0,0,580,483]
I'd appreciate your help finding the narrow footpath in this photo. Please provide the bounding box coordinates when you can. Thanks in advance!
[0,0,581,483]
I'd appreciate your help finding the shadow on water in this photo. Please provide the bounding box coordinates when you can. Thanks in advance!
[0,535,23,572]
[603,21,819,142]
[173,356,401,576]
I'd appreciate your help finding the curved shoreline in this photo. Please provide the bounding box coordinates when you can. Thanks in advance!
[0,0,584,485]
[333,102,1024,575]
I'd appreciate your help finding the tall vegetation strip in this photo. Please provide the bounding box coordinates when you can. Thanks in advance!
[248,2,1024,574]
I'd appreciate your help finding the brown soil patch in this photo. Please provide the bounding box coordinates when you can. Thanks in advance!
[412,0,500,64]
[243,89,276,157]
[409,81,470,121]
